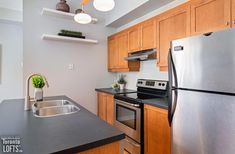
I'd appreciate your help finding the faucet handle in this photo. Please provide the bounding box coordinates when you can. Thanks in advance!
[42,76,49,88]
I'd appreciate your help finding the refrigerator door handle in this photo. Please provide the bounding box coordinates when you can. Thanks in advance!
[168,47,178,126]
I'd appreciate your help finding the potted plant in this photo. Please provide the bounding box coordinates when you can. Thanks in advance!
[111,82,120,91]
[117,74,127,90]
[32,75,46,101]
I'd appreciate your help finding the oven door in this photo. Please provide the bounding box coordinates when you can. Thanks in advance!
[114,99,141,143]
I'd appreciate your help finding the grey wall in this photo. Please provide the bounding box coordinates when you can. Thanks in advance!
[23,0,115,113]
[0,22,23,102]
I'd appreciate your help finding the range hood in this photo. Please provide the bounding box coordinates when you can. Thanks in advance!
[125,49,156,61]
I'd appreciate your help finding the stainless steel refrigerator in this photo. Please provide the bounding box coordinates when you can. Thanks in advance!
[168,28,235,154]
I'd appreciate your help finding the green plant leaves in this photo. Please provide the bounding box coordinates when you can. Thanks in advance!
[32,75,45,88]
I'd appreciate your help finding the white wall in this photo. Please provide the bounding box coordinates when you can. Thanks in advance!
[0,22,23,102]
[105,0,148,25]
[0,0,23,23]
[0,0,23,11]
[0,8,22,23]
[114,0,188,90]
[23,0,115,113]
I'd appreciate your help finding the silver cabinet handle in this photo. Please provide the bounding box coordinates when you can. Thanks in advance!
[233,20,235,24]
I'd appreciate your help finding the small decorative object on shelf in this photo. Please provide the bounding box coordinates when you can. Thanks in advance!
[32,75,47,101]
[111,83,120,91]
[58,29,86,39]
[56,0,70,13]
[117,74,127,90]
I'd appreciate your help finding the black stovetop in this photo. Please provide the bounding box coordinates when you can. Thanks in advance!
[114,90,167,104]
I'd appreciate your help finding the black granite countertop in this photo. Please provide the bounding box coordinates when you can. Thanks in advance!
[142,98,169,110]
[95,88,136,95]
[0,96,125,154]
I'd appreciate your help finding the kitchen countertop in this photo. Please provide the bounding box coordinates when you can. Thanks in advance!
[95,88,136,95]
[142,98,169,110]
[0,96,125,154]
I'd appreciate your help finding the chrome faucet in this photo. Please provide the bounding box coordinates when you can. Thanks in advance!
[25,73,49,111]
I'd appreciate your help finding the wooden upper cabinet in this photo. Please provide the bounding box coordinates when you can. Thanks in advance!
[128,18,156,53]
[144,105,171,154]
[157,3,190,71]
[140,18,156,50]
[108,36,118,71]
[128,25,141,52]
[232,0,235,27]
[116,32,129,68]
[191,0,231,35]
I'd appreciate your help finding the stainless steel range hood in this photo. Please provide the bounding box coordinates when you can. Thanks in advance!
[125,49,156,61]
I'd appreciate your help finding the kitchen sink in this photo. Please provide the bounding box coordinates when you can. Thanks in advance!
[32,100,80,118]
[32,100,72,109]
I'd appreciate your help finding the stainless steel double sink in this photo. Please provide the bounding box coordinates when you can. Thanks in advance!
[32,100,80,118]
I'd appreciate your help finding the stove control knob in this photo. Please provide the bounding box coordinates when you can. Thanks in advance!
[158,83,162,86]
[162,83,165,86]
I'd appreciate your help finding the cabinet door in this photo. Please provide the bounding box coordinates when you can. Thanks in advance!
[128,26,140,52]
[158,4,190,71]
[117,32,129,68]
[140,19,156,50]
[232,0,235,27]
[97,92,107,121]
[191,0,231,35]
[108,36,118,71]
[106,94,114,125]
[144,105,171,154]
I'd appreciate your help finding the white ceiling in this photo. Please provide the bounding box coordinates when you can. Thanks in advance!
[0,0,22,11]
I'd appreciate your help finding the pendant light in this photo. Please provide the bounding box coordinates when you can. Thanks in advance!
[74,5,92,24]
[93,0,115,12]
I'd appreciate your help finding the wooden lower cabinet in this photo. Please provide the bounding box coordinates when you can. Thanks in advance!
[79,141,121,154]
[97,92,114,125]
[144,105,171,154]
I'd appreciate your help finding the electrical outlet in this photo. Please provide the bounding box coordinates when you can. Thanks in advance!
[68,64,74,70]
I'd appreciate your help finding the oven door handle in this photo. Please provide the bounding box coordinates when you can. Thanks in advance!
[115,99,140,108]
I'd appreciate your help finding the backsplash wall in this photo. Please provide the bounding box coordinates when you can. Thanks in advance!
[116,61,168,90]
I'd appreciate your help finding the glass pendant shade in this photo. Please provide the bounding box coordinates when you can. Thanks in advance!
[93,0,115,12]
[74,12,92,24]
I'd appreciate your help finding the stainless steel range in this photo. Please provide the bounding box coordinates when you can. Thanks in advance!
[114,79,168,154]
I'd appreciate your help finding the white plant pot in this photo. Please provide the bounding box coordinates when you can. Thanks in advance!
[34,88,43,101]
[119,84,125,90]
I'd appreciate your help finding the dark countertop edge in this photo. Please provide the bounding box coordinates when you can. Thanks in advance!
[53,134,125,154]
[95,88,136,95]
[1,95,125,154]
[47,95,125,153]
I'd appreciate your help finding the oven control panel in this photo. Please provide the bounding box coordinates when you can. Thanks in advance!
[137,79,168,90]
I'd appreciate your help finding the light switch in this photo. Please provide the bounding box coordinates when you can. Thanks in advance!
[68,64,74,70]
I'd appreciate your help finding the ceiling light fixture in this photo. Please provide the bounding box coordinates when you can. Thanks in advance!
[74,6,92,24]
[93,0,115,12]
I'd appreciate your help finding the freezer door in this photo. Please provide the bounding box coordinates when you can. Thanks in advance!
[171,29,235,93]
[172,90,235,154]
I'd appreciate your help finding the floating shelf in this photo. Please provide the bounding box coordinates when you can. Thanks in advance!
[42,34,98,44]
[41,8,98,24]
